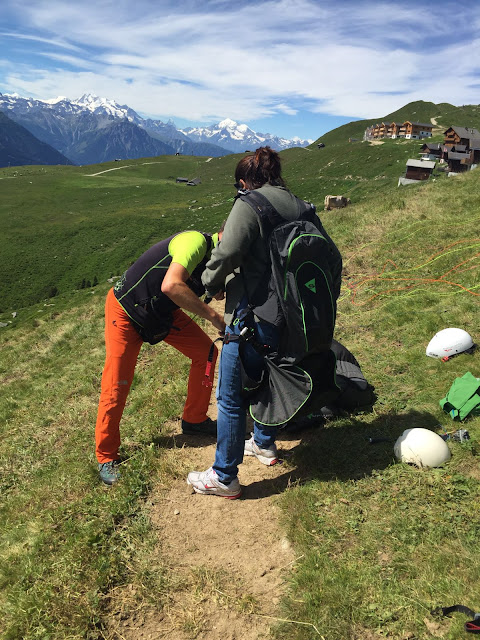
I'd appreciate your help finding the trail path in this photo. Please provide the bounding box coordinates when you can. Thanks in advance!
[84,161,165,177]
[114,301,311,640]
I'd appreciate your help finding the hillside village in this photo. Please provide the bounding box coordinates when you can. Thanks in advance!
[402,125,480,184]
[364,120,434,140]
[364,119,480,185]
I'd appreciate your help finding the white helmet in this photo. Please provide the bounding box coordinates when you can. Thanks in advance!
[426,328,475,361]
[394,428,451,468]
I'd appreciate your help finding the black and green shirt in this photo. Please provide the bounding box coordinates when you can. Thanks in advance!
[114,230,216,330]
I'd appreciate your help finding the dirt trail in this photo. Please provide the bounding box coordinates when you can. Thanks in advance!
[115,301,308,640]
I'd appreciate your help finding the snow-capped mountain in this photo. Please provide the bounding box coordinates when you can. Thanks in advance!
[182,118,312,153]
[0,93,144,127]
[72,94,137,119]
[0,93,311,165]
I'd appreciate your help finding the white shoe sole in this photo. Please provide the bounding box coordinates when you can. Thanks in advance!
[244,447,279,466]
[187,478,242,499]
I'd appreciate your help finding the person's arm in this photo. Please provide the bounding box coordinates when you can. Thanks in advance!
[202,200,260,296]
[161,262,226,333]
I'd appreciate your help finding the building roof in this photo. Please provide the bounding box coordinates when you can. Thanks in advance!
[421,142,441,150]
[406,159,436,169]
[404,121,433,128]
[470,138,480,149]
[444,126,480,138]
[447,151,470,160]
[453,144,467,152]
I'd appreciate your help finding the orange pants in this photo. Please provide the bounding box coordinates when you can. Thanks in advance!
[95,288,218,463]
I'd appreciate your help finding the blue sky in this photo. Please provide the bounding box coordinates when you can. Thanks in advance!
[1,0,479,141]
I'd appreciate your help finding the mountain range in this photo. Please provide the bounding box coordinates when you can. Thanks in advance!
[0,111,72,168]
[0,93,312,167]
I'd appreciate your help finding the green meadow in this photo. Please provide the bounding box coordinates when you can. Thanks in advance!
[0,128,479,639]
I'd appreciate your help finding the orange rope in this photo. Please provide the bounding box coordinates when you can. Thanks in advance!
[345,251,480,305]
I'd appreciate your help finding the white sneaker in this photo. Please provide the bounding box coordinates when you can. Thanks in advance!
[187,467,242,499]
[244,434,279,466]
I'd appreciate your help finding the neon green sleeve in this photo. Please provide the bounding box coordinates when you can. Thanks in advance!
[168,231,207,275]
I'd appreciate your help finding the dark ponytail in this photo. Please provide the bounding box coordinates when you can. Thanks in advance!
[235,146,286,189]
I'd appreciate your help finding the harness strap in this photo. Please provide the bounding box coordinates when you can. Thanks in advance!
[431,605,480,633]
[203,337,222,387]
[203,324,275,385]
[224,326,272,356]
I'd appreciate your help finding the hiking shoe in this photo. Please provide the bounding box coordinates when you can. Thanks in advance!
[181,417,217,436]
[98,460,121,485]
[187,467,242,499]
[244,435,279,466]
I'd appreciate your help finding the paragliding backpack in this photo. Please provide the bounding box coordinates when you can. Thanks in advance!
[237,190,343,426]
[239,189,341,361]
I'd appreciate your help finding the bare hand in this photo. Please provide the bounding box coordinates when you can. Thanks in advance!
[211,312,226,333]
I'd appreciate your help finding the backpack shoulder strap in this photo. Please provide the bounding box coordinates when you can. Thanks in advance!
[238,189,318,238]
[201,232,213,254]
[237,190,284,239]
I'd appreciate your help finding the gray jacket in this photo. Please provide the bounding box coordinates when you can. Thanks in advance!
[202,185,316,325]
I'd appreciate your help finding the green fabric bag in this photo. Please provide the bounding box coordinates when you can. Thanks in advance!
[440,371,480,421]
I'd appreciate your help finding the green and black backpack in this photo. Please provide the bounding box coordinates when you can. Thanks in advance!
[237,190,343,425]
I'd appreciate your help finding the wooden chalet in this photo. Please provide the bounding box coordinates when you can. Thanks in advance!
[370,123,382,139]
[378,122,387,138]
[398,121,433,139]
[446,151,472,172]
[365,120,433,140]
[442,127,480,172]
[472,139,480,164]
[386,122,401,138]
[363,126,374,140]
[404,158,436,181]
[419,142,442,160]
[443,126,480,147]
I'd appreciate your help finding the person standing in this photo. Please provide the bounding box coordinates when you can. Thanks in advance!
[96,229,225,485]
[187,147,341,498]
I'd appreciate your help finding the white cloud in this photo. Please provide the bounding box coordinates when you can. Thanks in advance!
[2,0,480,125]
[0,31,81,51]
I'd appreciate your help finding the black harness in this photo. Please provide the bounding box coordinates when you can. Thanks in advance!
[431,605,480,634]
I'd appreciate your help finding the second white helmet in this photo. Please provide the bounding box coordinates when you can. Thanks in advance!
[394,428,451,468]
[426,328,475,361]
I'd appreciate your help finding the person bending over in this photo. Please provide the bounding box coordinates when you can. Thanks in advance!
[95,228,225,485]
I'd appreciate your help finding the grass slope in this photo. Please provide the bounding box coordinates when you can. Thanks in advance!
[0,131,460,312]
[0,140,479,639]
[0,156,234,311]
[0,284,190,639]
[276,167,480,640]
